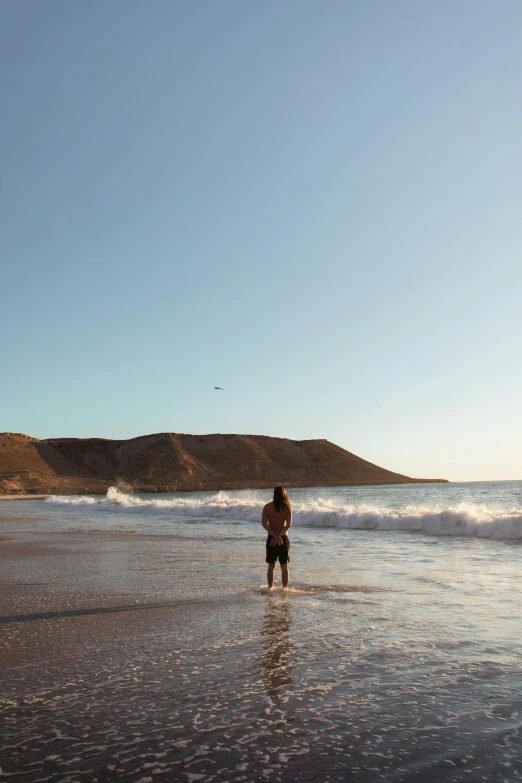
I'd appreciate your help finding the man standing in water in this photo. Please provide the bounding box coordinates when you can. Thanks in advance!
[262,487,292,588]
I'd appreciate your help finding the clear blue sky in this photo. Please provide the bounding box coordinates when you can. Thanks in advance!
[1,1,521,481]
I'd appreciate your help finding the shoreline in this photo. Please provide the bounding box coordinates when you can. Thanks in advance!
[0,494,51,500]
[2,496,522,781]
[0,478,450,502]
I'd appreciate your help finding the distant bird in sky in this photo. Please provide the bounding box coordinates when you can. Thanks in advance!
[214,386,225,391]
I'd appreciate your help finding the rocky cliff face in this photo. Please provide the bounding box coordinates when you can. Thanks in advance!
[0,431,447,495]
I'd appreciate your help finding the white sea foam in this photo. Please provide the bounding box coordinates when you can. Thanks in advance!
[48,494,99,505]
[46,488,522,541]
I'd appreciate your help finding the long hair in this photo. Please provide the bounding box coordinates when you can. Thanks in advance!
[273,486,291,513]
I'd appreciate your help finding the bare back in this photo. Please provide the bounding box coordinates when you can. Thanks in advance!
[263,502,291,537]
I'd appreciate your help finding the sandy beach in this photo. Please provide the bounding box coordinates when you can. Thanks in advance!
[2,523,307,782]
[0,494,51,500]
[2,486,522,782]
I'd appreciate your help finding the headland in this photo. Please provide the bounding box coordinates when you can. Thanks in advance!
[0,431,447,495]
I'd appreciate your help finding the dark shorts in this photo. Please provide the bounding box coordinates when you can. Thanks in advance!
[266,535,290,565]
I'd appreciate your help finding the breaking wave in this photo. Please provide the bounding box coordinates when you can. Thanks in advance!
[46,488,522,541]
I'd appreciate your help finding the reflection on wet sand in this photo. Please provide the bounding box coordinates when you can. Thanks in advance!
[260,596,293,704]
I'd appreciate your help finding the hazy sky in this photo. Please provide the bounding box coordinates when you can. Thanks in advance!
[1,1,521,482]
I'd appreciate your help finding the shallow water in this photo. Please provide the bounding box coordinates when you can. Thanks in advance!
[1,482,522,781]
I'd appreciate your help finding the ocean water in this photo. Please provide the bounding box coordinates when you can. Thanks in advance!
[2,481,522,782]
[35,480,522,539]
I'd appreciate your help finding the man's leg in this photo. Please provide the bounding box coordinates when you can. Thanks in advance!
[267,562,276,588]
[281,563,289,588]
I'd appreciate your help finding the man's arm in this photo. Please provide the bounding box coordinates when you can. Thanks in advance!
[279,508,292,536]
[262,506,283,544]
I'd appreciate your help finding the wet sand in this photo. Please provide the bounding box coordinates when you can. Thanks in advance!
[2,519,522,782]
[1,529,296,782]
[0,494,51,500]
